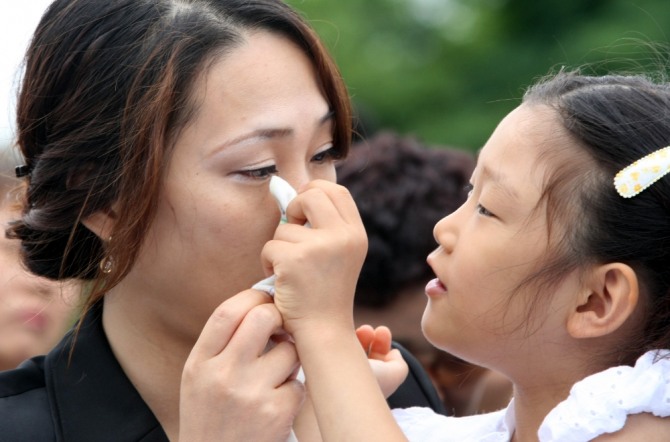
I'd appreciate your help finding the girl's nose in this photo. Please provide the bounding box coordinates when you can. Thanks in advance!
[433,209,462,254]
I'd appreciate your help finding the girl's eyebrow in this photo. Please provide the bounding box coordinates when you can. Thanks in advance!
[480,164,520,202]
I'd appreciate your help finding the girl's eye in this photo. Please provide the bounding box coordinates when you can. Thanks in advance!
[476,203,494,217]
[465,183,495,218]
[237,164,278,180]
[311,145,341,163]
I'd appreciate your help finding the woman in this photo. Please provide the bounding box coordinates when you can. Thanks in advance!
[0,1,440,440]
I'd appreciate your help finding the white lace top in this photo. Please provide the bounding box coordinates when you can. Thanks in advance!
[392,350,670,441]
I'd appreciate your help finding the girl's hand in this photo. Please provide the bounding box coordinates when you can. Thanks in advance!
[356,325,409,397]
[178,289,304,442]
[261,180,368,338]
[260,181,407,442]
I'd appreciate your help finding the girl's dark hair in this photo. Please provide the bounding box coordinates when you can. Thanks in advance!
[522,69,670,364]
[10,0,351,315]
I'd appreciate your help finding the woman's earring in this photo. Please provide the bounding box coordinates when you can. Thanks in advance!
[99,256,114,274]
[100,236,113,274]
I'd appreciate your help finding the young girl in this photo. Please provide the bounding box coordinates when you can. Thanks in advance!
[264,69,670,440]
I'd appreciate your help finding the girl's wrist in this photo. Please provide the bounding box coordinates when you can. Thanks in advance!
[291,319,356,351]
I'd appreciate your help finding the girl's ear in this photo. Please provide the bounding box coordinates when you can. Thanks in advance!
[81,204,119,241]
[567,263,639,339]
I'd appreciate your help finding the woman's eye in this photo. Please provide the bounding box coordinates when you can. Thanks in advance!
[237,165,278,180]
[476,203,494,217]
[311,145,341,163]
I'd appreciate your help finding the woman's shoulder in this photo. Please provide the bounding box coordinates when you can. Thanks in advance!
[387,341,446,414]
[0,355,47,397]
[0,357,54,440]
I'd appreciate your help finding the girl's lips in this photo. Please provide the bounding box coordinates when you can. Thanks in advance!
[425,278,447,298]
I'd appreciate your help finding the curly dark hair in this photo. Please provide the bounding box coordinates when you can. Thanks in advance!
[337,130,475,307]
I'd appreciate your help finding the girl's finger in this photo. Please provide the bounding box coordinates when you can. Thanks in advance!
[356,324,376,354]
[369,325,393,357]
[286,180,363,228]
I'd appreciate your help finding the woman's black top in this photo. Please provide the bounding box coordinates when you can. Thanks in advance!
[0,301,444,441]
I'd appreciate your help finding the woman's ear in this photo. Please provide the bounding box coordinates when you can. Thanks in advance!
[81,204,118,241]
[566,263,639,339]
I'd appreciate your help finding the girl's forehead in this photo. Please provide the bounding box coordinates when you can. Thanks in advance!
[479,104,569,164]
[473,104,572,203]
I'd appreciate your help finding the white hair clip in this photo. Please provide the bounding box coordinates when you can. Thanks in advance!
[614,146,670,198]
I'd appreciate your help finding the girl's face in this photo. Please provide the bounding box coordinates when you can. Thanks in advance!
[120,31,338,338]
[423,104,581,371]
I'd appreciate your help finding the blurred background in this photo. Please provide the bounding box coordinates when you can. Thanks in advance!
[286,0,670,151]
[0,1,52,150]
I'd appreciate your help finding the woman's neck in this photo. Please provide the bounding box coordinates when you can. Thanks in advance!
[102,291,196,440]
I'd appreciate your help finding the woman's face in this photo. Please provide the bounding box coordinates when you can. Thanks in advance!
[121,31,338,337]
[0,204,77,370]
[422,104,581,372]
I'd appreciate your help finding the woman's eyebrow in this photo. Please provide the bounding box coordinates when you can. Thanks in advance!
[220,109,335,149]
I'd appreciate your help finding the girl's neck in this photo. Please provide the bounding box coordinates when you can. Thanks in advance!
[102,291,195,440]
[510,387,565,442]
[507,353,599,442]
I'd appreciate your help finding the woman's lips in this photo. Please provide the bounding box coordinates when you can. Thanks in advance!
[425,278,447,298]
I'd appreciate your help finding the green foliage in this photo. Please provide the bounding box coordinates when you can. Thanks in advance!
[286,0,670,151]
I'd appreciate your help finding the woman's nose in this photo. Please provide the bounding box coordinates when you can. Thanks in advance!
[279,165,315,192]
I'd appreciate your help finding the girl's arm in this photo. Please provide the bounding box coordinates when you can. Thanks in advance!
[293,325,409,440]
[295,325,407,441]
[263,180,408,441]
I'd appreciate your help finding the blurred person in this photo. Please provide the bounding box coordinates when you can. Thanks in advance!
[338,130,512,416]
[0,148,77,371]
[336,130,474,360]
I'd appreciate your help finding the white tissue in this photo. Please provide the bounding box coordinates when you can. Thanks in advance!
[252,176,299,296]
[251,176,306,442]
[269,175,298,223]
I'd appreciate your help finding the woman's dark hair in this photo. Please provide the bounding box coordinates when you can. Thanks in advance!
[336,131,474,307]
[10,0,351,315]
[521,69,670,364]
